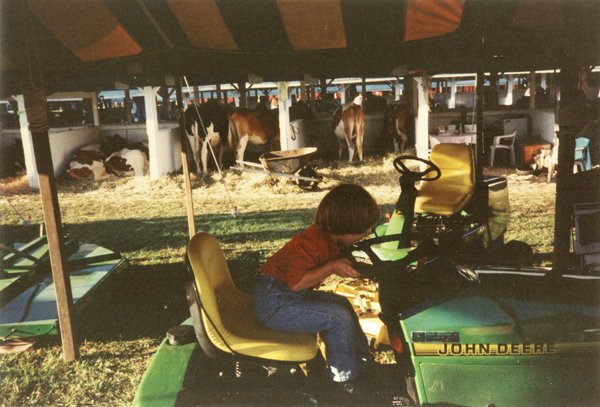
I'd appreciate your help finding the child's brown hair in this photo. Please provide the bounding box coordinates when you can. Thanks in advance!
[315,183,380,235]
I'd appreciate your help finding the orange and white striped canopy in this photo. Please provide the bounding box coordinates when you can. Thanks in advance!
[1,0,597,95]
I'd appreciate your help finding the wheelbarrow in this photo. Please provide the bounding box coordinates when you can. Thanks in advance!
[233,147,321,190]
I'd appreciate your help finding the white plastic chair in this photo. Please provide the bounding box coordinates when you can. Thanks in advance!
[490,130,517,167]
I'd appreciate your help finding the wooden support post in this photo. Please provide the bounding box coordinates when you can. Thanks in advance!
[216,83,223,102]
[193,86,200,105]
[529,71,537,110]
[476,67,485,173]
[319,78,327,99]
[403,76,413,102]
[489,71,499,108]
[24,87,79,361]
[300,81,307,102]
[176,76,196,238]
[552,63,580,272]
[238,80,247,108]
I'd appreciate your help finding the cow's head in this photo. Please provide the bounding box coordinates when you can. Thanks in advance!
[102,134,128,156]
[353,94,364,106]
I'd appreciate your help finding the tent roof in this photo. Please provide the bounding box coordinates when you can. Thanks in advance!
[1,0,598,96]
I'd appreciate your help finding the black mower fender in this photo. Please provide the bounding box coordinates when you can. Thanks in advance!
[346,232,435,277]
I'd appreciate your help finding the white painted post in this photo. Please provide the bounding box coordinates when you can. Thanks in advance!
[14,94,39,188]
[340,84,347,104]
[414,76,429,160]
[448,78,457,109]
[216,83,222,102]
[277,82,291,151]
[506,74,514,106]
[540,73,547,90]
[394,81,402,101]
[141,86,162,178]
[91,92,100,126]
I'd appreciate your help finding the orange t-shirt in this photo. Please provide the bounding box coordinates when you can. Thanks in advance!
[260,224,341,289]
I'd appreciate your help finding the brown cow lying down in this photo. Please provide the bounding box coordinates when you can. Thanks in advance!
[332,94,365,162]
[67,144,110,180]
[105,147,148,177]
[67,135,149,180]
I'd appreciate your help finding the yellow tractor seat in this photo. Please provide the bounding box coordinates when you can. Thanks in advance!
[185,232,318,362]
[414,143,475,216]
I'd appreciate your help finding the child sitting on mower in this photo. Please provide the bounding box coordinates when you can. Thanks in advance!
[254,183,380,396]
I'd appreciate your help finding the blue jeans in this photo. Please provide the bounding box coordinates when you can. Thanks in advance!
[254,275,370,382]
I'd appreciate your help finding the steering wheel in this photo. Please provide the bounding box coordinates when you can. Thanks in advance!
[345,232,435,278]
[393,156,441,181]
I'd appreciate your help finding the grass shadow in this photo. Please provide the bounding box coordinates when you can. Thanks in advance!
[64,207,321,341]
[79,263,189,341]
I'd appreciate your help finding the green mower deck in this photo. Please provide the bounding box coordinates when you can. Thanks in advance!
[0,237,126,339]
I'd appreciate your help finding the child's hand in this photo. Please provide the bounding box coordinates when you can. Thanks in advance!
[329,258,362,278]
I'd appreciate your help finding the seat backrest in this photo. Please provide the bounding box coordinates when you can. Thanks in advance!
[492,130,516,147]
[185,232,319,362]
[575,137,590,148]
[186,232,241,353]
[575,137,590,156]
[429,143,475,188]
[574,137,592,170]
[429,135,441,149]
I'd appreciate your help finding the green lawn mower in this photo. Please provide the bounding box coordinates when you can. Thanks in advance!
[344,147,600,406]
[134,144,600,407]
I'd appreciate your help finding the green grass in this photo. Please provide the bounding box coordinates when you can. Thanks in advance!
[1,339,158,406]
[0,158,557,406]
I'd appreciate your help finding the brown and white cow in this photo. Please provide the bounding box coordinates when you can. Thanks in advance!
[67,144,110,180]
[183,101,229,174]
[0,138,25,179]
[227,107,279,165]
[332,94,365,162]
[383,100,413,153]
[101,134,129,157]
[105,147,148,177]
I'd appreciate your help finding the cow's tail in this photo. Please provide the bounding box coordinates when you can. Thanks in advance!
[227,114,238,150]
[331,106,342,132]
[381,107,390,139]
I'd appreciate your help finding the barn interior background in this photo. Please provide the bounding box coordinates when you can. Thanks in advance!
[1,0,598,361]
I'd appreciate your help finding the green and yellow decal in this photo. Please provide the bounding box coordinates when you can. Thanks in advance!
[413,341,600,356]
